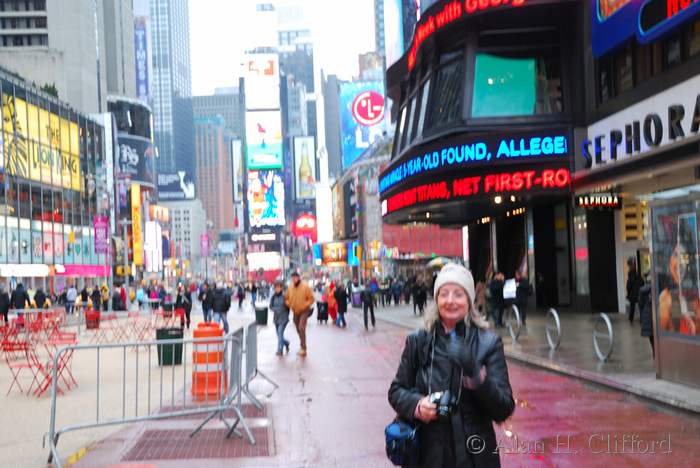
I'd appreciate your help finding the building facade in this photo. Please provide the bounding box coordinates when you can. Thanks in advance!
[0,71,107,293]
[194,116,234,242]
[149,0,194,176]
[161,198,206,261]
[193,86,244,139]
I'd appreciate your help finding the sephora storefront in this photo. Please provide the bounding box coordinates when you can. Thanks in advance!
[379,0,586,307]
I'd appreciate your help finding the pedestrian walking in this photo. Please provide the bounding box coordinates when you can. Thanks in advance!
[66,285,78,314]
[627,267,644,324]
[269,280,290,355]
[638,283,655,357]
[91,286,101,312]
[210,281,230,333]
[412,278,427,315]
[388,263,515,467]
[284,271,314,356]
[237,282,245,308]
[198,282,213,322]
[333,281,347,327]
[251,282,258,305]
[327,281,338,323]
[360,281,376,330]
[392,279,402,306]
[0,283,10,324]
[175,284,192,329]
[514,270,532,326]
[490,272,505,327]
[34,287,49,309]
[403,278,412,305]
[11,282,31,311]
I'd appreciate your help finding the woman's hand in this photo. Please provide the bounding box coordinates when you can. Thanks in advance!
[418,395,438,421]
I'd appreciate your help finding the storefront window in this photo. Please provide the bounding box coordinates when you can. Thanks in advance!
[574,212,589,295]
[614,46,633,95]
[472,53,562,117]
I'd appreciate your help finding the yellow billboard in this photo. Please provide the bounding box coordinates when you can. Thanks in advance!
[131,184,143,266]
[3,93,81,191]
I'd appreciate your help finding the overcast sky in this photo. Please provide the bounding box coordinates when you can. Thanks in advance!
[189,0,376,96]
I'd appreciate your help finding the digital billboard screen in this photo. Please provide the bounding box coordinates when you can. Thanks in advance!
[294,136,316,200]
[384,0,404,68]
[244,53,280,110]
[340,81,386,169]
[245,111,283,169]
[247,170,285,228]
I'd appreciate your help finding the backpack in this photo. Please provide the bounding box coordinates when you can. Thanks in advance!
[385,419,419,466]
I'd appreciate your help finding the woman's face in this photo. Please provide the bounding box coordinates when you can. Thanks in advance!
[437,284,469,328]
[670,244,679,284]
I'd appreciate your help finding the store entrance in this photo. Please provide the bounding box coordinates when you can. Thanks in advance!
[496,213,526,279]
[468,221,491,283]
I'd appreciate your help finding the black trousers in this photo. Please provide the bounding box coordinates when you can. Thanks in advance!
[363,303,375,328]
[628,301,638,322]
[239,295,244,308]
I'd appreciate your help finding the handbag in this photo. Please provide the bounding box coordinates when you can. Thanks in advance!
[385,418,419,466]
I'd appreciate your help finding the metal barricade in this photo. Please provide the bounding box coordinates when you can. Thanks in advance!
[507,305,521,342]
[45,334,254,468]
[545,308,561,350]
[243,320,278,409]
[593,312,614,361]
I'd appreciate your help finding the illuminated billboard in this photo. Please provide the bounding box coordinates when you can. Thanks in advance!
[384,0,404,68]
[244,54,280,110]
[316,241,360,267]
[247,170,285,228]
[340,81,386,169]
[245,111,283,169]
[293,136,316,200]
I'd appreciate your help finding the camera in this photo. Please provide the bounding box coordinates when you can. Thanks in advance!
[429,391,457,422]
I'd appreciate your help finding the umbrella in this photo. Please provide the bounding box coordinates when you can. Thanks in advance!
[426,257,453,269]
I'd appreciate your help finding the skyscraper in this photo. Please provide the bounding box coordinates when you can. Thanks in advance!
[148,0,195,176]
[193,86,244,138]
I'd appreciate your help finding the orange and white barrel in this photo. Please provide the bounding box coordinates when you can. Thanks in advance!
[191,323,227,398]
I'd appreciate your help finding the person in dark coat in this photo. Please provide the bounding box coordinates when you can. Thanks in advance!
[80,285,90,305]
[34,288,48,309]
[0,283,11,324]
[413,278,427,315]
[490,272,505,327]
[198,282,212,322]
[237,282,245,308]
[210,281,230,333]
[626,267,645,324]
[388,263,515,468]
[175,285,192,329]
[334,281,348,327]
[392,279,402,306]
[269,280,290,354]
[514,270,531,326]
[91,286,101,312]
[360,281,376,330]
[10,282,31,310]
[638,283,655,357]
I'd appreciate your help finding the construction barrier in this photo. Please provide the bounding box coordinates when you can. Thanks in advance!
[191,323,226,398]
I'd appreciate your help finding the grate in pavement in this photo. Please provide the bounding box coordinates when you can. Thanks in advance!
[160,403,266,420]
[122,428,269,461]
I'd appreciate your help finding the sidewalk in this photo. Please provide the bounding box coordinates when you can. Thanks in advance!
[372,300,700,414]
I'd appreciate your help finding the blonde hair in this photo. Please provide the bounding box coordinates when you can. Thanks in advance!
[424,294,489,332]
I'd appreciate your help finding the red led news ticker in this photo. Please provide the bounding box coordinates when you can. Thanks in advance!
[385,168,570,214]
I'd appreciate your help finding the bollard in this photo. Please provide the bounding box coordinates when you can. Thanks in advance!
[191,323,227,397]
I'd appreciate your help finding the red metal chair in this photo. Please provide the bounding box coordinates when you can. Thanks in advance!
[4,341,38,396]
[85,310,106,344]
[102,313,127,342]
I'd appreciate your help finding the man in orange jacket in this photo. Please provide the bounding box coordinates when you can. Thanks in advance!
[284,271,314,356]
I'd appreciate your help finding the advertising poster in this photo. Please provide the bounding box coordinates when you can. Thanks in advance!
[94,216,109,254]
[245,111,283,169]
[360,52,384,81]
[244,54,280,110]
[131,184,143,266]
[340,81,386,168]
[232,140,244,202]
[32,230,42,264]
[0,228,6,264]
[54,231,64,264]
[63,231,74,264]
[85,232,93,265]
[157,171,196,200]
[72,229,82,264]
[134,16,150,106]
[19,229,30,264]
[293,136,316,200]
[7,228,19,263]
[117,135,155,187]
[321,242,349,266]
[383,0,404,69]
[343,179,358,237]
[653,202,700,340]
[201,234,210,257]
[247,170,285,228]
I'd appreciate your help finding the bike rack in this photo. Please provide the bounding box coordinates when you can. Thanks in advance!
[507,305,521,342]
[593,313,614,361]
[545,308,561,350]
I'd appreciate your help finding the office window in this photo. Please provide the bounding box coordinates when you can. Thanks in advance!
[428,51,463,129]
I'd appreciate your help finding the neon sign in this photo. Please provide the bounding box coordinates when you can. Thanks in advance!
[408,0,529,69]
[384,168,570,215]
[380,131,568,194]
[576,195,621,209]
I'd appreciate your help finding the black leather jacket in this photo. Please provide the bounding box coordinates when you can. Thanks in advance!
[388,321,515,467]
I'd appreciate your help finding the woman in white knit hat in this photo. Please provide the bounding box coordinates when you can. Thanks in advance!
[388,263,515,467]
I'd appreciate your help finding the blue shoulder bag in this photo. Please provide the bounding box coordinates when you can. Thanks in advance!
[385,418,419,466]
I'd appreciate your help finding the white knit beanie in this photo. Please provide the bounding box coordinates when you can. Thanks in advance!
[434,263,475,305]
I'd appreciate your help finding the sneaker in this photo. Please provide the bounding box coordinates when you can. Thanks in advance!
[297,349,307,356]
[275,351,283,355]
[285,343,290,353]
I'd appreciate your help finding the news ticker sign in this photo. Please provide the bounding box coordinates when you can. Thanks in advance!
[381,165,570,216]
[379,128,570,195]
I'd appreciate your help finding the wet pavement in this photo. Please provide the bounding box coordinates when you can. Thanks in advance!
[4,299,700,467]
